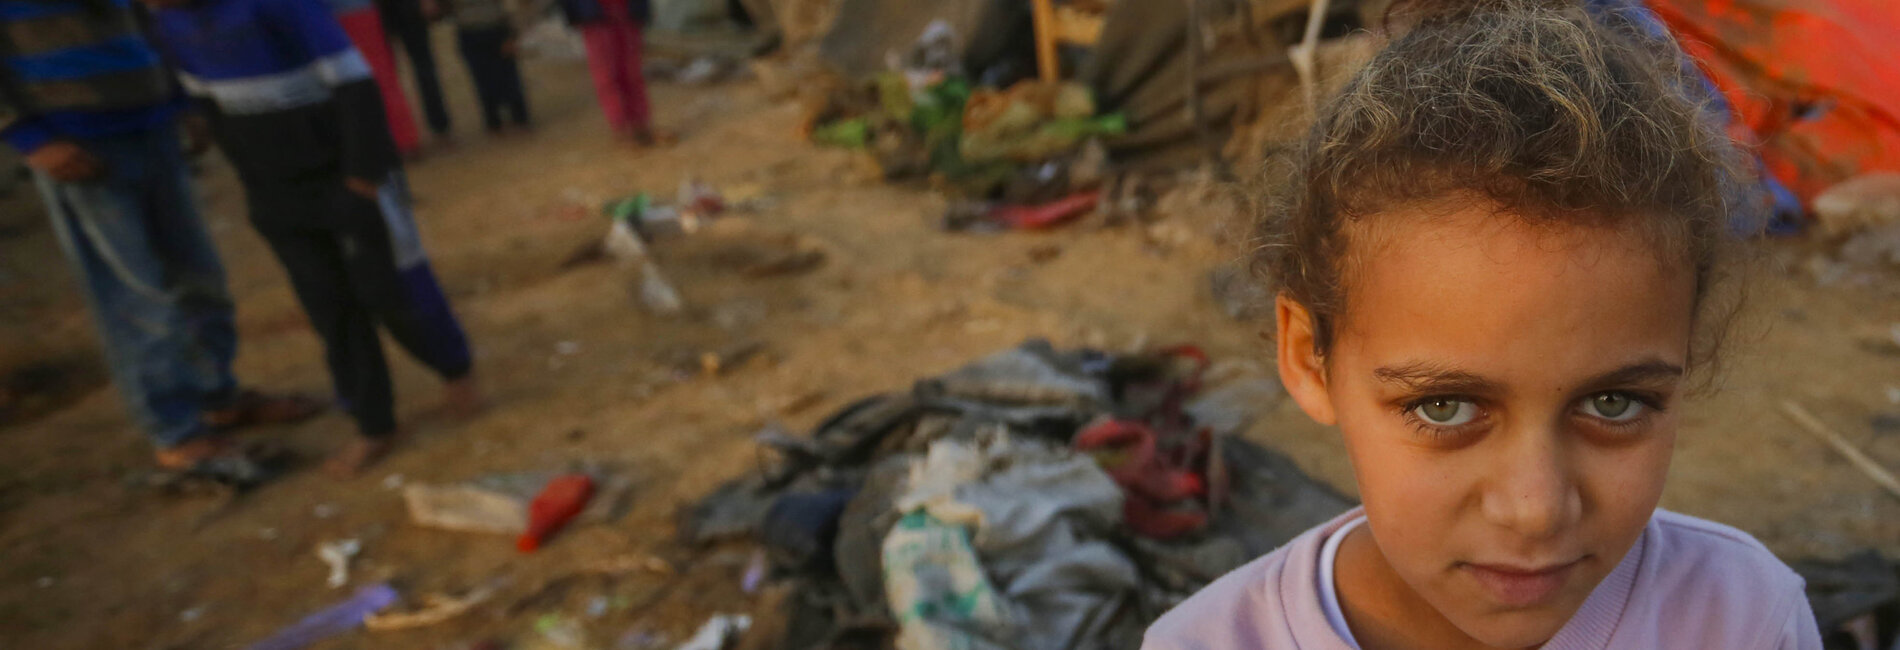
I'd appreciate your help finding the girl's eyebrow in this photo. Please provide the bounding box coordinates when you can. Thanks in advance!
[1372,359,1686,394]
[1575,360,1685,390]
[1373,362,1500,394]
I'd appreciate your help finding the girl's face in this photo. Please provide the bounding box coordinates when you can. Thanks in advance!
[1277,203,1696,648]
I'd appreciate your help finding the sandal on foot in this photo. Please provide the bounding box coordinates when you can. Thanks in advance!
[146,444,291,494]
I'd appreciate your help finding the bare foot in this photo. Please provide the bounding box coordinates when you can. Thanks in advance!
[619,127,677,149]
[324,436,394,478]
[444,374,487,420]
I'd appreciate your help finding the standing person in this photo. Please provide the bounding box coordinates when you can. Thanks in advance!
[0,0,323,485]
[330,0,423,156]
[558,0,668,146]
[376,0,452,142]
[446,0,530,134]
[1141,1,1821,649]
[143,0,482,475]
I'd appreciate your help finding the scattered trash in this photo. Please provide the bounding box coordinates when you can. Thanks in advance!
[179,605,207,623]
[317,539,362,589]
[741,549,769,594]
[676,614,751,650]
[585,595,610,619]
[363,582,500,631]
[674,57,731,85]
[556,341,581,356]
[1887,385,1900,405]
[534,613,588,648]
[604,217,685,315]
[404,470,631,540]
[615,626,666,650]
[259,527,279,541]
[405,483,529,535]
[519,474,597,553]
[312,503,339,519]
[245,583,398,650]
[681,340,1351,650]
[943,191,1100,232]
[35,577,52,588]
[380,474,405,490]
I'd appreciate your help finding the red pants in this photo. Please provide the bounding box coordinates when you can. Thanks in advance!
[580,7,651,133]
[338,8,421,155]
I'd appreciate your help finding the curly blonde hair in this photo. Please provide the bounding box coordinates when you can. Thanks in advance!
[1257,0,1750,368]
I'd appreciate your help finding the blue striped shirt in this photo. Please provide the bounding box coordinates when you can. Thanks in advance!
[0,0,177,152]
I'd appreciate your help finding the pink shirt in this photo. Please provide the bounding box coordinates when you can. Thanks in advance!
[1144,508,1821,650]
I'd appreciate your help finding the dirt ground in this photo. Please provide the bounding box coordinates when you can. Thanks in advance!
[2,27,1898,650]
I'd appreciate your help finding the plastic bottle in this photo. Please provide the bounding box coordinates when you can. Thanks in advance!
[516,474,595,553]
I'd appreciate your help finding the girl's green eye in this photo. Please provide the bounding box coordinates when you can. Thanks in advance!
[1582,392,1644,421]
[1413,398,1477,426]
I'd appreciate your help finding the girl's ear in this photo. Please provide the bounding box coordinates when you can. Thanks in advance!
[1276,294,1338,426]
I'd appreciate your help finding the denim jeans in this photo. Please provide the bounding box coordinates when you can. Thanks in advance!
[33,126,239,448]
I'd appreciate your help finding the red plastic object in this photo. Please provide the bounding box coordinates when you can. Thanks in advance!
[1076,419,1211,539]
[988,191,1101,230]
[516,474,596,553]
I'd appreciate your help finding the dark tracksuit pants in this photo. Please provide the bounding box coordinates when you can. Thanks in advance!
[377,0,451,135]
[456,23,529,130]
[246,174,471,438]
[216,87,470,439]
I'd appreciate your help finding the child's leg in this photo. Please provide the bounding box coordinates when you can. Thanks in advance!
[581,22,632,133]
[340,173,474,386]
[497,28,531,126]
[615,19,651,132]
[457,26,504,131]
[251,221,399,444]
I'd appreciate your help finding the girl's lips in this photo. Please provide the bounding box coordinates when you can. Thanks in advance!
[1460,559,1583,608]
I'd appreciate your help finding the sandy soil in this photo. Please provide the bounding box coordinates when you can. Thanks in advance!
[1,27,1897,650]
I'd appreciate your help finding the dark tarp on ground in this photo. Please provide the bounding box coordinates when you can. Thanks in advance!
[1078,0,1384,169]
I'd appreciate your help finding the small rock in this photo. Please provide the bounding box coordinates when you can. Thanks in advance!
[381,474,405,490]
[36,577,53,588]
[313,503,339,519]
[556,341,581,356]
[179,605,207,623]
[1027,244,1062,264]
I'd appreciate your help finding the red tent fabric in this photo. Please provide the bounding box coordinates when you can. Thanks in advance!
[1648,0,1900,204]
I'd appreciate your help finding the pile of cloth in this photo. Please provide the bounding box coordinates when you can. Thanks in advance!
[681,340,1352,650]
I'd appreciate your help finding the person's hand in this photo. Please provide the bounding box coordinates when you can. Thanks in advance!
[183,115,214,156]
[24,141,104,182]
[345,176,380,199]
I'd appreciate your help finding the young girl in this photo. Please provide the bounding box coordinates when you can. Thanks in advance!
[1145,1,1821,649]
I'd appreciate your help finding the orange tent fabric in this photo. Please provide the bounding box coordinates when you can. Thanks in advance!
[1648,0,1900,204]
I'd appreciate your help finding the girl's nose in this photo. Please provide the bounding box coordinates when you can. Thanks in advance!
[1480,423,1582,542]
